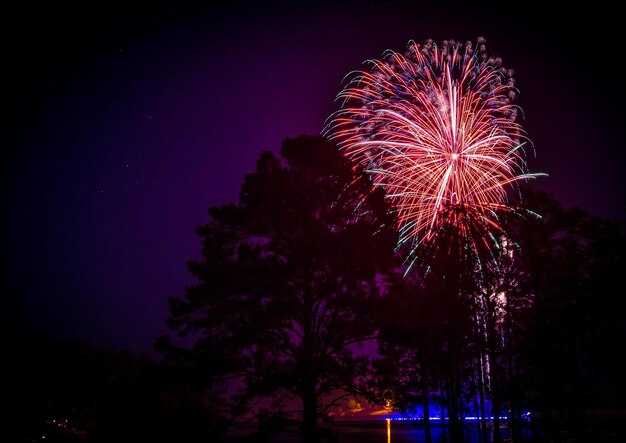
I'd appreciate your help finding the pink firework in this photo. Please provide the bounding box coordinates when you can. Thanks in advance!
[324,38,541,269]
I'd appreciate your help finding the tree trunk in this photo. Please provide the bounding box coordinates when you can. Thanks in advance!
[302,388,318,443]
[505,291,518,443]
[449,347,463,442]
[478,353,489,443]
[301,290,318,443]
[422,386,432,443]
[488,312,502,443]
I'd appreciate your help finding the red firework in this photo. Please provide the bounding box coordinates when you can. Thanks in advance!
[324,38,541,269]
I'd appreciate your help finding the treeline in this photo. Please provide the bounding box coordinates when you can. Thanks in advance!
[12,136,625,443]
[159,136,625,442]
[9,333,226,442]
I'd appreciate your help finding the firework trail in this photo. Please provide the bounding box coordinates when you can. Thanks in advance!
[324,37,542,271]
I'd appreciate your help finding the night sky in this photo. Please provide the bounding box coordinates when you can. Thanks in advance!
[4,1,623,357]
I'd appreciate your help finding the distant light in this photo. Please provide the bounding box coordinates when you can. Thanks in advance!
[451,153,459,160]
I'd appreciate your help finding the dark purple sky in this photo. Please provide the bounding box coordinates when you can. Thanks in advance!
[4,1,623,357]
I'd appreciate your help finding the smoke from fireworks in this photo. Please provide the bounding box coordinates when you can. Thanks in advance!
[324,37,542,271]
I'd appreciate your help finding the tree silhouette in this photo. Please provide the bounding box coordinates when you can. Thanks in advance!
[8,333,178,442]
[160,135,396,442]
[510,189,626,441]
[370,191,616,443]
[371,218,486,443]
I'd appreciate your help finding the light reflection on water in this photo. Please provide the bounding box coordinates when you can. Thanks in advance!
[227,420,534,442]
[332,420,534,443]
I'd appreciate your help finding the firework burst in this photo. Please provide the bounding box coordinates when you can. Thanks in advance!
[324,37,542,272]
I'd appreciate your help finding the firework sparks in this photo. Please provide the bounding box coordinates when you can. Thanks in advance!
[324,37,542,270]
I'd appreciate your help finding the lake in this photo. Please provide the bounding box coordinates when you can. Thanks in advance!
[229,420,535,442]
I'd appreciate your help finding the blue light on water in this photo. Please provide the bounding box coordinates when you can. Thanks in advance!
[385,412,532,423]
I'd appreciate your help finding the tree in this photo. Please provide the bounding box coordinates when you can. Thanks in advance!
[161,135,396,442]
